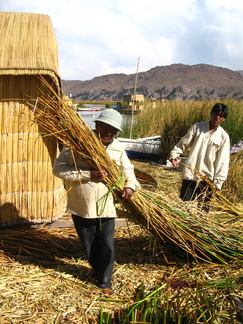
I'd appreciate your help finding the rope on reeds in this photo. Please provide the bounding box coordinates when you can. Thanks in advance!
[29,77,243,264]
[96,173,125,216]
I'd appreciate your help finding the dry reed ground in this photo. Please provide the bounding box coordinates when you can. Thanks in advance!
[0,161,242,323]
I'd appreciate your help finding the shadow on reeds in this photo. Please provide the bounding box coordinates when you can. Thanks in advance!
[114,233,190,266]
[0,225,189,284]
[0,203,31,229]
[0,226,89,280]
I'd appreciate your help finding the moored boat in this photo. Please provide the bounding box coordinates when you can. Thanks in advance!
[117,136,161,160]
[77,107,101,112]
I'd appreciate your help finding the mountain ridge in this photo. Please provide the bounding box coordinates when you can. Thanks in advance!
[62,63,243,101]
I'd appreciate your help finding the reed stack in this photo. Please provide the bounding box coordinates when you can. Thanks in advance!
[0,12,66,228]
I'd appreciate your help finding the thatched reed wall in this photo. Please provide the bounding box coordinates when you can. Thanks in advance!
[0,12,67,228]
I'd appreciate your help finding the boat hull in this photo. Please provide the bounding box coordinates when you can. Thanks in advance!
[124,150,161,160]
[117,136,161,161]
[77,107,101,112]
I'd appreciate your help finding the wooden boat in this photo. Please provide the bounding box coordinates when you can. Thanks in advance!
[77,107,101,112]
[117,136,161,160]
[230,140,243,154]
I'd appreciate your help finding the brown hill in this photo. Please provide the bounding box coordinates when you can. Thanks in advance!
[62,63,243,101]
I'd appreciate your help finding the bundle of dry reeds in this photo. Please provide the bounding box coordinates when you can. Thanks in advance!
[31,78,243,264]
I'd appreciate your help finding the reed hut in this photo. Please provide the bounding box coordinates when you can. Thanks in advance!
[0,12,67,228]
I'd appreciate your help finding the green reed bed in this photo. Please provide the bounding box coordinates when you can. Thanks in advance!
[76,101,115,108]
[223,152,243,203]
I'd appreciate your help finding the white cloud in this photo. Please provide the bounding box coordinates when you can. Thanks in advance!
[1,0,243,80]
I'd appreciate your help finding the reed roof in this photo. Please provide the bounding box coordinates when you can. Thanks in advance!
[0,12,60,82]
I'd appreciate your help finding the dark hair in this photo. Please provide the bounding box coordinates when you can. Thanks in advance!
[210,103,228,118]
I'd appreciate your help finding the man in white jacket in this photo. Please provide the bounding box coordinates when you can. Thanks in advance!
[169,103,230,211]
[53,109,140,293]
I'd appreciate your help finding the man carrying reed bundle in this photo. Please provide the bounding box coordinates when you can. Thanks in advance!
[53,109,140,294]
[169,103,230,212]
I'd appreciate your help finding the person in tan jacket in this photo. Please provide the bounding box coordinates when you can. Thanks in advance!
[169,103,230,211]
[53,109,140,292]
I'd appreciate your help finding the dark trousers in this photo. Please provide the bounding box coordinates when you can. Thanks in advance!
[72,215,115,288]
[179,179,213,211]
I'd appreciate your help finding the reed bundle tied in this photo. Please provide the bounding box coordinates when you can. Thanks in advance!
[31,79,243,264]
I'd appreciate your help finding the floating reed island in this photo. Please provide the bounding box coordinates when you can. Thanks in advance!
[31,78,243,265]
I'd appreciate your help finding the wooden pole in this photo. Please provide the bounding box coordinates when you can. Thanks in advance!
[129,56,140,139]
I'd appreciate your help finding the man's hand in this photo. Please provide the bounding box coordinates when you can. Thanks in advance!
[90,170,108,181]
[122,187,134,200]
[170,157,180,168]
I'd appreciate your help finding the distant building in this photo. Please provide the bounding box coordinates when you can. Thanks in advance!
[122,94,144,112]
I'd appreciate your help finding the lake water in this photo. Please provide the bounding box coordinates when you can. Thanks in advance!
[78,104,106,130]
[78,104,131,130]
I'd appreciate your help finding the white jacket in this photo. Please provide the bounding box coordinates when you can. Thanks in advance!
[53,138,140,218]
[169,121,230,189]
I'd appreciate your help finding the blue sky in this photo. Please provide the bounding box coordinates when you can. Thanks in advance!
[2,0,243,80]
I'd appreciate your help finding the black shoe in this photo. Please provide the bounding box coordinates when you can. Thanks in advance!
[100,287,113,296]
[98,283,112,289]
